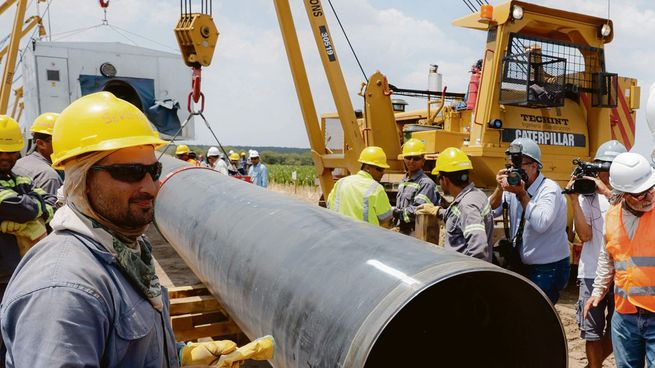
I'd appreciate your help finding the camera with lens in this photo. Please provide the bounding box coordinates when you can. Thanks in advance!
[562,158,611,195]
[505,143,528,186]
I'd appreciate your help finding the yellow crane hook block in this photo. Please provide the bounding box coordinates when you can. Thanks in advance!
[174,13,219,67]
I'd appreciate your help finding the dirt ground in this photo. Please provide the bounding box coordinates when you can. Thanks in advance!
[152,182,615,367]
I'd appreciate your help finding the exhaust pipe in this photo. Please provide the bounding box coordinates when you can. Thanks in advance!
[154,156,567,367]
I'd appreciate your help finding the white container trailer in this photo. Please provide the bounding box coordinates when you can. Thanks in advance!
[21,41,194,140]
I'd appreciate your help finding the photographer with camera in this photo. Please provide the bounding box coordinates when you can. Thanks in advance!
[489,137,570,304]
[565,140,625,368]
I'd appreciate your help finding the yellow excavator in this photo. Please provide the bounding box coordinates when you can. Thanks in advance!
[275,0,639,200]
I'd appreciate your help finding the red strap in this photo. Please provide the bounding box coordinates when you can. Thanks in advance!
[159,165,215,188]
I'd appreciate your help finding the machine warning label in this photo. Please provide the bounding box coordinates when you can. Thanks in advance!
[318,25,336,62]
[502,128,586,147]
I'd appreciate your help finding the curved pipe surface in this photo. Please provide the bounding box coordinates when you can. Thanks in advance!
[154,156,567,367]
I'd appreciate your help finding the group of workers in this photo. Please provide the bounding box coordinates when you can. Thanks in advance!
[1,90,655,366]
[0,92,272,367]
[326,137,655,367]
[174,144,268,187]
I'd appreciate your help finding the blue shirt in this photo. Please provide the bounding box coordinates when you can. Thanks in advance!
[492,173,570,265]
[0,231,180,367]
[248,163,269,187]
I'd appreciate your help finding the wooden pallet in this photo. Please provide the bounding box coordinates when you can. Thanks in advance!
[168,284,244,342]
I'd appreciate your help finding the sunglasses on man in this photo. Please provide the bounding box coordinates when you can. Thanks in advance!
[90,162,162,183]
[404,156,423,162]
[627,185,655,200]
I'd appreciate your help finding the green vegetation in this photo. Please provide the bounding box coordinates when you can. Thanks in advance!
[268,165,316,186]
[162,144,318,186]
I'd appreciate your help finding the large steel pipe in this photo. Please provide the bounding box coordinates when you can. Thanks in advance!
[154,156,567,367]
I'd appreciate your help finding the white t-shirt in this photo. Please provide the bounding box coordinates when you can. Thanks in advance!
[576,193,610,279]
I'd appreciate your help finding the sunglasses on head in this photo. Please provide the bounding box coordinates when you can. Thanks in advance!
[404,156,423,162]
[627,185,655,200]
[91,162,163,183]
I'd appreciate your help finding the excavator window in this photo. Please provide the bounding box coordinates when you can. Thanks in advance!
[500,33,613,108]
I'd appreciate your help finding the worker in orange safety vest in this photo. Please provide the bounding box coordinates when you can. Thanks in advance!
[584,152,655,367]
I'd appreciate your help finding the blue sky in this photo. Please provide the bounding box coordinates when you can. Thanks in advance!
[2,0,654,157]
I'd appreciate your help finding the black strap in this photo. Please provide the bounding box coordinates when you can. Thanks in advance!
[502,200,510,239]
[502,199,526,247]
[513,208,527,248]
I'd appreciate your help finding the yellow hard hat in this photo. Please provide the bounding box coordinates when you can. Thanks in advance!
[51,92,167,169]
[358,146,390,169]
[229,153,240,161]
[0,115,24,152]
[240,151,246,156]
[432,147,473,175]
[30,112,59,135]
[175,144,190,155]
[402,138,426,157]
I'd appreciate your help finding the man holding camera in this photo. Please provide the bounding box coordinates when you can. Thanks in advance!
[566,140,625,368]
[489,137,570,304]
[584,152,655,367]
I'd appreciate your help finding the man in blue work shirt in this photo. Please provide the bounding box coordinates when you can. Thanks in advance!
[393,139,439,235]
[248,150,269,188]
[489,137,570,304]
[13,112,63,202]
[1,93,240,367]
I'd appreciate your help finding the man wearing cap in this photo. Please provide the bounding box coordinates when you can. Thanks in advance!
[204,146,228,175]
[1,93,237,367]
[584,152,655,367]
[489,137,570,304]
[392,139,439,235]
[565,140,626,368]
[248,150,268,187]
[416,147,494,261]
[327,146,393,227]
[13,113,62,204]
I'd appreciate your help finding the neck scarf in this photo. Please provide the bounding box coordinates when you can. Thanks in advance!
[60,151,162,310]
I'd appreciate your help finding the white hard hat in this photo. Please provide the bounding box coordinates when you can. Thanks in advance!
[207,146,220,157]
[610,152,655,194]
[594,140,627,162]
[249,150,260,158]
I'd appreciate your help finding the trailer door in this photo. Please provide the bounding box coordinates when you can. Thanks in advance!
[36,56,70,113]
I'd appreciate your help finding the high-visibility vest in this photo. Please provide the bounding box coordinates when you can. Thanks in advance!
[326,171,391,225]
[605,204,655,313]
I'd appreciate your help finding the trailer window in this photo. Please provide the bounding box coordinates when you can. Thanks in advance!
[46,69,60,81]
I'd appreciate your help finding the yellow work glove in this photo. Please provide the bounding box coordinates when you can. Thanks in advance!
[15,220,47,241]
[216,335,275,368]
[0,221,28,234]
[180,340,237,366]
[416,203,439,216]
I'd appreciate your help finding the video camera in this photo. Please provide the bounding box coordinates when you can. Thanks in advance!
[505,143,528,186]
[561,158,611,195]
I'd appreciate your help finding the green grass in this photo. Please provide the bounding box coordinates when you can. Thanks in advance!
[268,165,317,186]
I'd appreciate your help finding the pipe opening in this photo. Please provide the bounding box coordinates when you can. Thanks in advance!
[103,80,143,111]
[365,271,566,367]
